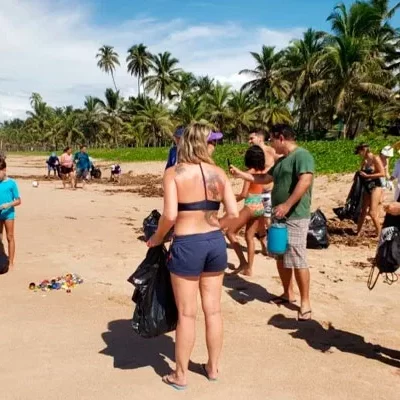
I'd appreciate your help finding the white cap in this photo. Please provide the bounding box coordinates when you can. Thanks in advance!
[381,145,394,158]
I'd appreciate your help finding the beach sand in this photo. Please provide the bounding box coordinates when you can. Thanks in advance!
[0,156,399,400]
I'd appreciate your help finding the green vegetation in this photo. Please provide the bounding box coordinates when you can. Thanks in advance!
[12,137,398,175]
[1,0,400,151]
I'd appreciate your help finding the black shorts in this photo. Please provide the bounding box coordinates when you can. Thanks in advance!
[61,166,73,174]
[168,230,227,277]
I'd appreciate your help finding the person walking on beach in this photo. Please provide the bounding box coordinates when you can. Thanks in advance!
[165,127,184,170]
[0,158,21,269]
[248,130,276,254]
[355,143,385,237]
[230,124,314,321]
[46,152,60,178]
[74,145,91,187]
[60,147,75,189]
[223,146,266,276]
[147,123,238,389]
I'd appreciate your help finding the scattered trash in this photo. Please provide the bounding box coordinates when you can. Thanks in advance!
[28,273,83,293]
[32,180,39,188]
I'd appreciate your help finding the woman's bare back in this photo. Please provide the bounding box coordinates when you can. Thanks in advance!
[173,163,226,235]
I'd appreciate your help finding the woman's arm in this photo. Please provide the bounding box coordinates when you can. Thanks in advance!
[222,174,239,219]
[147,170,177,246]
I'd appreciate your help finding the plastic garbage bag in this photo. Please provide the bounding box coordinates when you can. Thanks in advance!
[307,209,329,249]
[333,172,364,223]
[127,246,177,338]
[142,209,174,242]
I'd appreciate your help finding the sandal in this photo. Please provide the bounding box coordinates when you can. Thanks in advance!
[162,375,187,391]
[201,364,218,382]
[298,310,312,321]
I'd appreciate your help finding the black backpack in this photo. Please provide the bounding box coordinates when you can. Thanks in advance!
[368,227,400,290]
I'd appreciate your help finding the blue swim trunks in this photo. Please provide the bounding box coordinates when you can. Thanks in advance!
[168,230,227,277]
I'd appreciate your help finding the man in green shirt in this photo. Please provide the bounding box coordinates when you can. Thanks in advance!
[231,124,314,321]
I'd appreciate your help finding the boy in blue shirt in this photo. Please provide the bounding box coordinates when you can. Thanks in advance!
[74,145,91,187]
[0,159,21,269]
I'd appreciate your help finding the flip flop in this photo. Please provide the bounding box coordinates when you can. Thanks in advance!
[162,375,187,391]
[268,296,296,305]
[201,364,218,382]
[298,310,312,321]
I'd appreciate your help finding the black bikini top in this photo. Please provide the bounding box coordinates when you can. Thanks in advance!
[178,164,220,212]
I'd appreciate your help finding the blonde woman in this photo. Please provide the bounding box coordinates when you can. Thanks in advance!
[147,124,238,390]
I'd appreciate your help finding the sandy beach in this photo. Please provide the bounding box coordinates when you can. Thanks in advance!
[0,155,399,400]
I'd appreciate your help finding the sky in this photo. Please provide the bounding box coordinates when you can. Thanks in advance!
[1,0,400,121]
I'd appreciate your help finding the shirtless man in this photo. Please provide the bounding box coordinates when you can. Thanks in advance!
[248,131,276,254]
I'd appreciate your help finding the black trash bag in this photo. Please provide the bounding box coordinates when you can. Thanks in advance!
[333,172,364,223]
[0,242,9,275]
[368,224,400,290]
[127,245,177,338]
[142,210,173,242]
[91,167,102,179]
[307,209,329,249]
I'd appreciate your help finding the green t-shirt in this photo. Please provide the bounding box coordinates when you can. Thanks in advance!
[268,147,314,220]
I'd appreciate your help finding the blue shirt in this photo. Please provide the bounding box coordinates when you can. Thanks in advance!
[165,146,177,170]
[74,152,91,171]
[0,178,20,220]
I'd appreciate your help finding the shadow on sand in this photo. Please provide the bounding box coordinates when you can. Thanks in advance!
[0,240,9,275]
[223,274,299,311]
[268,314,400,368]
[99,319,202,377]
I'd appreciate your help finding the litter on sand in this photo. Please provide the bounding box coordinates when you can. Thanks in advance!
[28,273,83,293]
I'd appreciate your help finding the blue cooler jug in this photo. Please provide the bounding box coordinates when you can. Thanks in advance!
[267,222,288,255]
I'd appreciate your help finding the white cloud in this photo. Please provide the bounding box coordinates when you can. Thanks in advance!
[0,0,304,120]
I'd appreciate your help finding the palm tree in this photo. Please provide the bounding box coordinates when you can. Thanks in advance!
[53,107,84,147]
[143,52,181,103]
[96,45,120,91]
[195,75,215,97]
[240,46,290,101]
[256,99,293,130]
[282,29,327,132]
[227,91,257,142]
[205,83,231,133]
[321,35,392,137]
[80,96,107,146]
[126,44,153,96]
[134,102,173,146]
[175,95,207,125]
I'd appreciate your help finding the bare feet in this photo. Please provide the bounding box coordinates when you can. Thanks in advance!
[240,268,253,277]
[231,263,248,275]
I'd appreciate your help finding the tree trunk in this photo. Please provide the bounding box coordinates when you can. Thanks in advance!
[138,76,141,97]
[111,71,118,92]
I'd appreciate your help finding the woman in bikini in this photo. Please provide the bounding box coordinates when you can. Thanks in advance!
[147,123,238,390]
[223,145,266,276]
[60,147,75,189]
[355,144,385,237]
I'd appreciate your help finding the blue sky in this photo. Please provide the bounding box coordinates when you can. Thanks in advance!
[90,0,400,30]
[0,0,399,120]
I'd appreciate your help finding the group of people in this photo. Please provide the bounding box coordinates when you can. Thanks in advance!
[46,145,92,189]
[354,142,400,237]
[148,123,315,390]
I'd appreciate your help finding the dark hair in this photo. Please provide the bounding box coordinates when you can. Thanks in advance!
[270,124,296,140]
[63,146,71,153]
[80,145,87,150]
[354,143,370,155]
[0,158,6,170]
[245,145,265,171]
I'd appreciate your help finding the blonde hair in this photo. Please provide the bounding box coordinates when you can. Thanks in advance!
[178,123,215,165]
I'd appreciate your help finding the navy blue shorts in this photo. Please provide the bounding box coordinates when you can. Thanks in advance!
[168,230,227,277]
